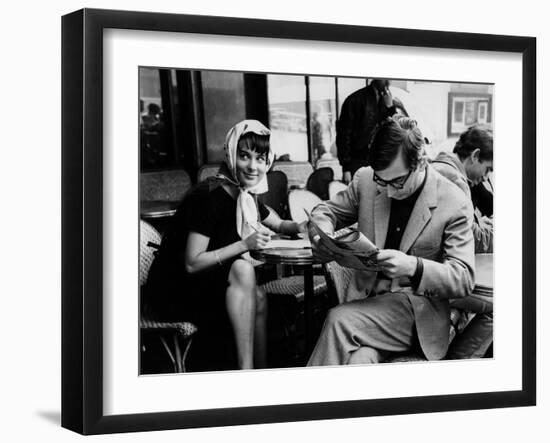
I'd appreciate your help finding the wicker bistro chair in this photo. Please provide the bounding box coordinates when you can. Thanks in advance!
[261,275,327,304]
[140,169,193,233]
[328,180,348,200]
[272,161,314,190]
[288,189,322,224]
[258,189,330,363]
[322,260,475,363]
[139,220,197,373]
[306,167,334,201]
[316,157,343,181]
[258,170,289,218]
[260,274,328,366]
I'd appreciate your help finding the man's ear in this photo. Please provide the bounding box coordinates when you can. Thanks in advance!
[471,148,481,162]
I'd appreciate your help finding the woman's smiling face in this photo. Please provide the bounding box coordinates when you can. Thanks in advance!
[235,146,267,188]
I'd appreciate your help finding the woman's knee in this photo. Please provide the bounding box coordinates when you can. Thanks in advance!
[229,259,256,288]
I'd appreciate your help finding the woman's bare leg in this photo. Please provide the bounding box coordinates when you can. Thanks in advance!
[253,287,268,368]
[226,259,257,369]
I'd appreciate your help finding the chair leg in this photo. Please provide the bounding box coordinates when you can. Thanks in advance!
[180,337,194,372]
[159,335,177,372]
[157,332,195,373]
[173,333,183,373]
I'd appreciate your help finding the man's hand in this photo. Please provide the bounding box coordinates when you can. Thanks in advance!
[376,249,417,278]
[309,232,339,263]
[382,86,393,108]
[480,215,493,229]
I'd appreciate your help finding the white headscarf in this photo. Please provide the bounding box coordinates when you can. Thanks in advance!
[216,120,274,239]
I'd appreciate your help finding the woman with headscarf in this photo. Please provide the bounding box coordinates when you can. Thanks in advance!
[145,120,304,371]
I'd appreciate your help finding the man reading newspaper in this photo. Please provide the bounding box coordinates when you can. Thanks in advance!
[308,116,475,365]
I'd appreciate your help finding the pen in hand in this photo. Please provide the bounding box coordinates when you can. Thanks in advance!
[245,222,272,250]
[247,222,269,234]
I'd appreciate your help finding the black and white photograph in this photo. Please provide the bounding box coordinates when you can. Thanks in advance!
[138,69,495,374]
[56,5,538,436]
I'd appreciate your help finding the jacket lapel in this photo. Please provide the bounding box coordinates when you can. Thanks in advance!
[399,167,438,253]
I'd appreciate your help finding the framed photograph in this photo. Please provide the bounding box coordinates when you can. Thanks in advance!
[447,92,493,135]
[62,8,536,435]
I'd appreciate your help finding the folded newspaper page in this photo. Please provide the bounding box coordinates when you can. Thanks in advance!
[308,214,380,271]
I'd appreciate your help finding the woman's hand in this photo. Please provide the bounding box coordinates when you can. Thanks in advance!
[297,220,309,234]
[243,230,271,250]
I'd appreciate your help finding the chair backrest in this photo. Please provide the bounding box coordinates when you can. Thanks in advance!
[139,220,162,286]
[197,163,222,183]
[272,161,314,189]
[306,167,334,200]
[323,261,355,305]
[328,180,348,200]
[288,189,322,224]
[316,157,343,181]
[140,169,192,202]
[258,170,289,218]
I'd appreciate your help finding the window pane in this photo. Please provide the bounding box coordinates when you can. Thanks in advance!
[309,76,337,163]
[267,74,308,162]
[337,77,367,115]
[479,102,488,122]
[465,101,476,125]
[202,71,246,163]
[139,67,174,170]
[454,101,464,122]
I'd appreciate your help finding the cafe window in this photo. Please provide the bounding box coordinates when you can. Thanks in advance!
[267,74,308,162]
[139,68,176,171]
[309,76,338,164]
[202,71,247,163]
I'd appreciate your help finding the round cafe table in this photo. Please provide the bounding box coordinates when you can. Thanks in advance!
[250,245,323,356]
[474,253,493,290]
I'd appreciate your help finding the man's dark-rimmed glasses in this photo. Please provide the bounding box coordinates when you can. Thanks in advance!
[373,169,413,189]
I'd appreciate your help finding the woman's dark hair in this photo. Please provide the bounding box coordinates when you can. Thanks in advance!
[368,116,425,171]
[237,132,271,158]
[453,125,493,162]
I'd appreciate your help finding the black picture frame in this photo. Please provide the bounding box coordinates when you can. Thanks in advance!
[62,8,536,435]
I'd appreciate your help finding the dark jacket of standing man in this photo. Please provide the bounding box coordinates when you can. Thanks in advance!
[336,79,401,182]
[308,116,475,365]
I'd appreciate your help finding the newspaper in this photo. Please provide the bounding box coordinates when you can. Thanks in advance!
[308,216,380,271]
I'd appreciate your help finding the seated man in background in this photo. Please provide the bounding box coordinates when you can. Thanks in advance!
[307,116,475,366]
[432,125,494,359]
[431,125,494,253]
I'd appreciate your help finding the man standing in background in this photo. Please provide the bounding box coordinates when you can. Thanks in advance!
[336,79,401,183]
